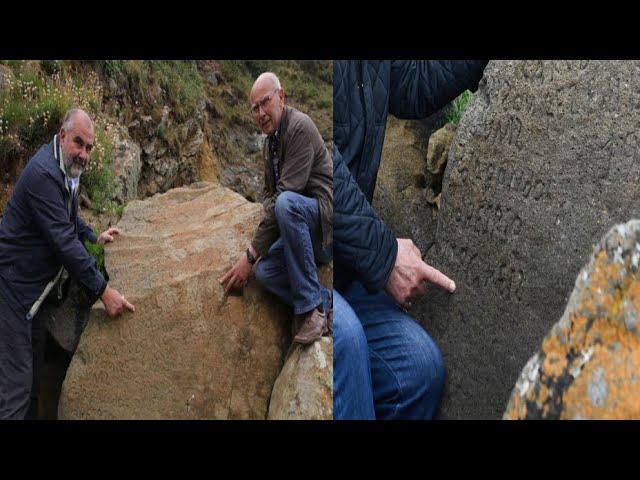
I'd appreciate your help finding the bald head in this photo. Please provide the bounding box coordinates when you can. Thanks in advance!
[62,108,94,134]
[250,72,285,135]
[251,72,281,97]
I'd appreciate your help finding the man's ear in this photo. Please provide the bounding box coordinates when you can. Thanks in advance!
[59,127,66,141]
[278,89,286,103]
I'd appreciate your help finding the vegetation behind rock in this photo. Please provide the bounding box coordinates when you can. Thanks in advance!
[0,60,332,220]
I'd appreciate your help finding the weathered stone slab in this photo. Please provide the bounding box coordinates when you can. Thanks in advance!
[505,221,640,419]
[58,182,291,419]
[421,60,640,419]
[267,337,333,420]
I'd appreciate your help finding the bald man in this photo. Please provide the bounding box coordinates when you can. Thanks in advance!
[0,108,135,419]
[220,72,333,344]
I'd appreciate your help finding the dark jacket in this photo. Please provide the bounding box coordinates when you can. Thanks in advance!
[251,105,333,258]
[333,60,488,292]
[0,137,106,319]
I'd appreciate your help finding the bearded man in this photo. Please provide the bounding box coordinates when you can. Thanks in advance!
[0,108,135,419]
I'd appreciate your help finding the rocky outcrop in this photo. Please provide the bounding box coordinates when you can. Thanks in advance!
[420,60,640,419]
[217,127,266,203]
[130,105,207,198]
[267,337,333,420]
[373,112,446,255]
[505,221,640,419]
[58,183,292,419]
[112,126,142,203]
[426,122,456,199]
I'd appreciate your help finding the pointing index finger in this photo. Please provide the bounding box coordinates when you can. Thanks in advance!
[123,298,135,312]
[421,262,456,293]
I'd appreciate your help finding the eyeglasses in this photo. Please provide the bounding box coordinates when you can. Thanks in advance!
[250,89,280,116]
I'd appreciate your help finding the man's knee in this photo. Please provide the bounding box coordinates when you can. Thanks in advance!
[274,190,301,224]
[402,327,446,405]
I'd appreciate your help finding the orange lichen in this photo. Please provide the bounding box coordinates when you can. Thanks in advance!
[506,230,640,419]
[560,326,640,419]
[626,280,640,314]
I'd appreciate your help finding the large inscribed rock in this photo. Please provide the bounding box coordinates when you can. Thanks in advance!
[422,60,640,418]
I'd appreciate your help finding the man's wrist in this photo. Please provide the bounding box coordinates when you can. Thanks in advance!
[246,247,256,265]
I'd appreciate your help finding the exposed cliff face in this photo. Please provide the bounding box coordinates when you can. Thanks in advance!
[0,60,333,218]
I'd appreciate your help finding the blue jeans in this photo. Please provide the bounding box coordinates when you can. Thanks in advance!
[0,288,47,419]
[254,191,332,315]
[333,281,445,420]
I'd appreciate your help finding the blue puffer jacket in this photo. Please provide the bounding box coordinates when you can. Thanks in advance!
[333,60,488,293]
[0,137,106,319]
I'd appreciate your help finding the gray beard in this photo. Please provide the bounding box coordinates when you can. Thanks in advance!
[63,155,84,179]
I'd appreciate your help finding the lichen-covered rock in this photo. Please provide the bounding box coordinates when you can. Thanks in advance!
[58,182,291,419]
[505,220,640,419]
[267,337,333,420]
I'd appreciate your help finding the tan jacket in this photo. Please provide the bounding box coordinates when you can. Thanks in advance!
[251,106,333,258]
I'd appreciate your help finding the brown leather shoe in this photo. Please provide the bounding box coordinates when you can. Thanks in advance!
[293,308,327,345]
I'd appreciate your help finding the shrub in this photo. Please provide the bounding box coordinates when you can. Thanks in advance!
[0,63,119,213]
[82,118,119,214]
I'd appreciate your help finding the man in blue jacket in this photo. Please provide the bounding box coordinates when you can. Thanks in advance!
[333,60,488,419]
[0,108,135,419]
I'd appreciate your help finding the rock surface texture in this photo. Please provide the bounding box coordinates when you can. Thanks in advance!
[420,60,640,418]
[505,221,640,419]
[58,182,292,419]
[374,112,446,255]
[267,337,333,420]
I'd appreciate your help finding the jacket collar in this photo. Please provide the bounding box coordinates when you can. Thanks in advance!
[270,105,290,142]
[53,134,72,195]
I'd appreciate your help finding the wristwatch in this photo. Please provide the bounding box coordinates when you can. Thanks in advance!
[246,248,256,265]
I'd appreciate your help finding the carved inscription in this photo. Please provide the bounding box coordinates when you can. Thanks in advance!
[454,200,523,241]
[439,241,524,303]
[455,154,547,202]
